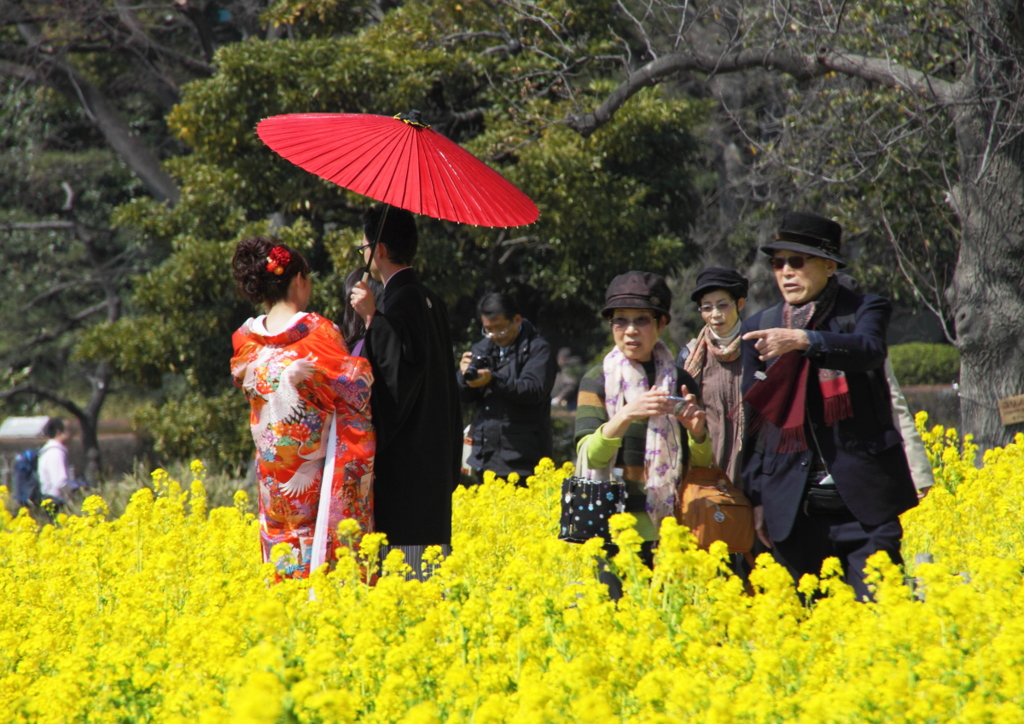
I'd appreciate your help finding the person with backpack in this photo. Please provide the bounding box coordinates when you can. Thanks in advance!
[13,447,42,508]
[739,212,918,600]
[38,417,73,513]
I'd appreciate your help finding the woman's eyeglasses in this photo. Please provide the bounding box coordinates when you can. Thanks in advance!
[698,301,736,315]
[610,315,654,330]
[768,255,812,271]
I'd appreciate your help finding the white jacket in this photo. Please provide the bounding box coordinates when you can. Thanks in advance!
[38,439,70,500]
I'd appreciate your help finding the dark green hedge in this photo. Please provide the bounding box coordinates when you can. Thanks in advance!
[889,343,960,386]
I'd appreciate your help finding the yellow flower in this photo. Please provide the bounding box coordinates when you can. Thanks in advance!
[81,495,109,519]
[4,446,1024,722]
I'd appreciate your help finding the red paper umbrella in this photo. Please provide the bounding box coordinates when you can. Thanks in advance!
[256,112,539,227]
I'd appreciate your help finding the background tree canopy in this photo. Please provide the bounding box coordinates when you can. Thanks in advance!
[6,0,1004,470]
[3,0,709,471]
[525,0,1020,452]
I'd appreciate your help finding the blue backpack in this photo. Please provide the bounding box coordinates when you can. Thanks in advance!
[13,448,41,507]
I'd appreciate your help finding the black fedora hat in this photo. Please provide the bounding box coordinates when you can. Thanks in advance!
[601,271,672,321]
[760,211,846,268]
[690,267,749,303]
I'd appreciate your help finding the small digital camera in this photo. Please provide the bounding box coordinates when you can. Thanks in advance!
[666,395,688,416]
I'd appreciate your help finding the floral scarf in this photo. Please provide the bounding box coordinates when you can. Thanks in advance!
[743,277,853,453]
[578,341,682,527]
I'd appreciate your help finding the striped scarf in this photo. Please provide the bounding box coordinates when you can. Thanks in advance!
[743,277,853,453]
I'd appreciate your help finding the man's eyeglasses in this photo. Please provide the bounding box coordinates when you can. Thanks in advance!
[357,242,375,253]
[768,255,813,271]
[610,315,654,330]
[482,321,514,339]
[698,301,736,316]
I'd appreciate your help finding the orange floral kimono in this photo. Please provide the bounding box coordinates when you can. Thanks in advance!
[231,312,375,578]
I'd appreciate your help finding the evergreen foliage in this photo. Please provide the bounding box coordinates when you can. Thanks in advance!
[72,0,708,470]
[890,343,961,387]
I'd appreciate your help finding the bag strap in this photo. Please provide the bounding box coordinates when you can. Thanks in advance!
[574,434,612,481]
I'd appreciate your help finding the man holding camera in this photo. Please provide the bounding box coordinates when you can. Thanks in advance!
[458,293,557,483]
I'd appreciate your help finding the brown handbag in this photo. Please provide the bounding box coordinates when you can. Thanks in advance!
[674,466,755,554]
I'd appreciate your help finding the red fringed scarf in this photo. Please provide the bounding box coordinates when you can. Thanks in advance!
[743,277,853,453]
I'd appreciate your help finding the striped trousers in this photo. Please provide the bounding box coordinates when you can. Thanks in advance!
[379,543,451,581]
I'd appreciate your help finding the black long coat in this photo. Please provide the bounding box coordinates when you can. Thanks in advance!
[457,319,556,478]
[740,287,918,542]
[363,268,462,546]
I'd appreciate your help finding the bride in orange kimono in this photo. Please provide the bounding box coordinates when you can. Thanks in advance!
[230,237,375,578]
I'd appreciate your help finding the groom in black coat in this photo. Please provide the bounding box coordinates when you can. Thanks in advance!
[740,212,918,599]
[351,206,462,568]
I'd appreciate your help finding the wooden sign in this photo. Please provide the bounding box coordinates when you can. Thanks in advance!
[998,394,1024,426]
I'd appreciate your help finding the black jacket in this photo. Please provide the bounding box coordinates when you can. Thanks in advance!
[740,287,918,541]
[363,268,462,545]
[457,319,556,478]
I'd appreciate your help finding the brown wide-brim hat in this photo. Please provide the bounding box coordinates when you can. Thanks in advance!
[601,270,672,321]
[760,211,847,268]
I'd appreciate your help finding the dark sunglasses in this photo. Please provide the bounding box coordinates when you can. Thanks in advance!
[768,255,812,271]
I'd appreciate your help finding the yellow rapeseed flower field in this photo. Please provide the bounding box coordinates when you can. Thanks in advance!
[2,415,1023,723]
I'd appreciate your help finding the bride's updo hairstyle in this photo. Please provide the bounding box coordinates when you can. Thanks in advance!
[232,236,310,305]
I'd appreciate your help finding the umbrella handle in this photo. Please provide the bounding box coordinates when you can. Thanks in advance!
[361,204,391,283]
[361,247,374,283]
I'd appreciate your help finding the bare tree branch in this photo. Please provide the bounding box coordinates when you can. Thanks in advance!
[0,301,112,361]
[1,220,76,231]
[565,47,959,136]
[173,0,215,62]
[0,383,86,419]
[2,5,180,204]
[442,30,509,44]
[880,208,957,344]
[20,280,106,313]
[0,57,34,80]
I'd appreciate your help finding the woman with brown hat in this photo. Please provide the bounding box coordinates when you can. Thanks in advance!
[680,267,750,481]
[574,271,713,591]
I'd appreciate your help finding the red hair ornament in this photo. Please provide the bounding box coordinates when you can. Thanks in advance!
[266,247,291,275]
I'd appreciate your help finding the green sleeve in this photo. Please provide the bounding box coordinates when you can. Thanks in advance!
[575,424,623,469]
[688,432,714,468]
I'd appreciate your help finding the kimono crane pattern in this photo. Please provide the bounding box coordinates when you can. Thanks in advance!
[231,312,375,578]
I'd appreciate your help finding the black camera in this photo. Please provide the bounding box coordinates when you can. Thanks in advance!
[464,354,494,381]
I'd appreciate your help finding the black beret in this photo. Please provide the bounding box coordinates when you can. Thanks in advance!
[690,267,749,303]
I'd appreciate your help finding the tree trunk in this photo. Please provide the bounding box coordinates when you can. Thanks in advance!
[12,18,180,205]
[78,362,112,482]
[948,69,1024,451]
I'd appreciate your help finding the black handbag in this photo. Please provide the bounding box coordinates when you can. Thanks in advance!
[558,475,627,543]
